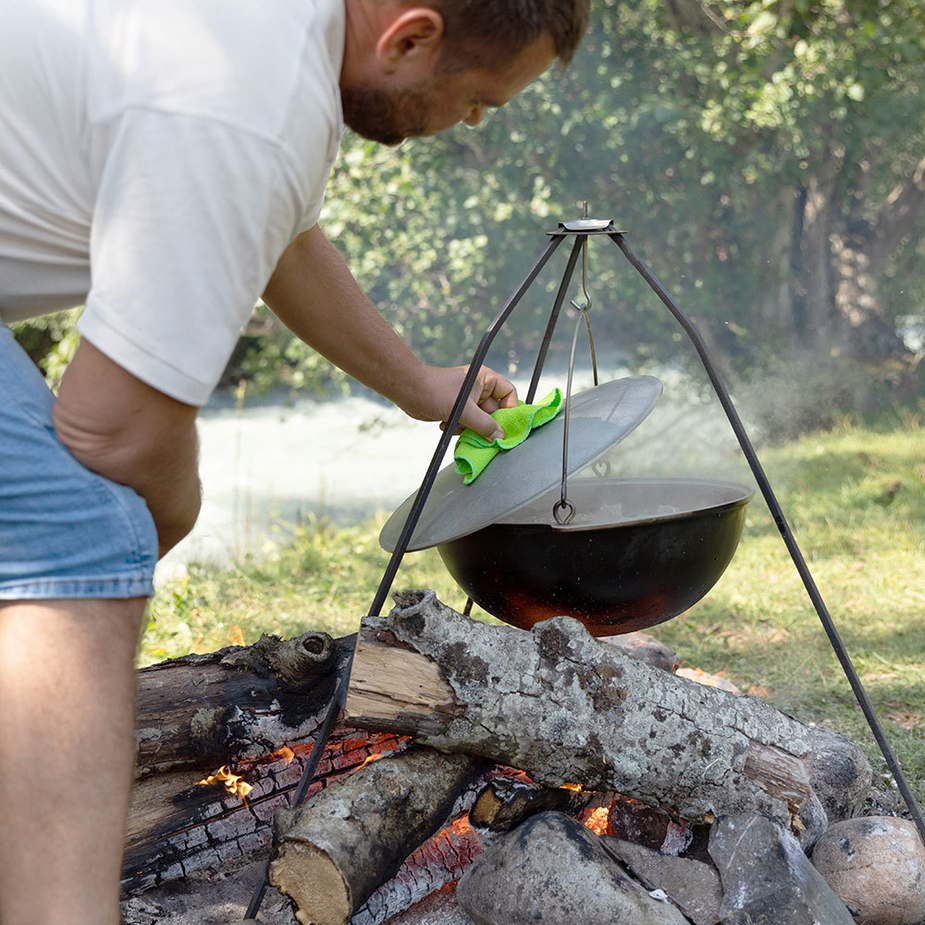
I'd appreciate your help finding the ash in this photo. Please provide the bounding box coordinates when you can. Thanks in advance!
[121,853,297,925]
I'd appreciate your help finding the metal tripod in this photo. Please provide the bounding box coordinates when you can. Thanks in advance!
[244,212,924,919]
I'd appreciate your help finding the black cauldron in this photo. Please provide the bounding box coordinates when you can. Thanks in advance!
[437,476,753,636]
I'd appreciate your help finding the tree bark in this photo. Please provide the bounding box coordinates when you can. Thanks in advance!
[269,745,486,925]
[345,591,828,843]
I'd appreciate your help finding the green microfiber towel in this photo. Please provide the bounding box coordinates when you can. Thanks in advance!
[454,388,563,484]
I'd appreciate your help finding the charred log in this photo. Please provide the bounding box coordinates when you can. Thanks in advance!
[124,724,408,893]
[135,631,347,779]
[469,777,595,834]
[125,632,417,893]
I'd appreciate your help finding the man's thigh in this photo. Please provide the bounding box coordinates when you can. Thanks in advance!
[0,325,158,600]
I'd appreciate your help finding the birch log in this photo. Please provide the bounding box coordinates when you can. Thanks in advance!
[345,590,828,842]
[269,745,486,925]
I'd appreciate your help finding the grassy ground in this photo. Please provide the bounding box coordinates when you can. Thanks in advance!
[142,402,925,804]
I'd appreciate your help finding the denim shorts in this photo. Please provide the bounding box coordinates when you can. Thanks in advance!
[0,325,158,599]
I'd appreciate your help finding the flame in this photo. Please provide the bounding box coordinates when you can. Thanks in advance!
[561,782,583,792]
[356,751,385,771]
[272,746,295,766]
[227,625,246,647]
[198,766,254,802]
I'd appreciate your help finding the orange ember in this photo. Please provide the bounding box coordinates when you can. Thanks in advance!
[446,814,475,837]
[581,806,611,835]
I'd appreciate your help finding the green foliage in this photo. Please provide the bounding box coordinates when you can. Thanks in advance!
[11,309,81,392]
[285,0,921,395]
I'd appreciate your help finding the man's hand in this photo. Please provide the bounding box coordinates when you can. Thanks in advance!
[399,364,518,441]
[53,339,201,558]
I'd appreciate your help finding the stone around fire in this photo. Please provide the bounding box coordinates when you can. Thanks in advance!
[808,726,873,824]
[456,811,689,925]
[708,814,855,924]
[811,816,925,925]
[601,837,723,925]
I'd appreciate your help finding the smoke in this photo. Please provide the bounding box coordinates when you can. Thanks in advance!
[734,354,872,447]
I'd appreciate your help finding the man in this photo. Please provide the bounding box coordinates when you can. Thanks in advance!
[0,0,589,922]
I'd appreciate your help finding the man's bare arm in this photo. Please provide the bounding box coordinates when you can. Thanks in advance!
[53,339,201,559]
[263,225,518,438]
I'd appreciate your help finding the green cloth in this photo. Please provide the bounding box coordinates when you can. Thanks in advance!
[454,388,563,484]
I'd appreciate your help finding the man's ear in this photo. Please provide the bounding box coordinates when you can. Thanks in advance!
[375,7,445,78]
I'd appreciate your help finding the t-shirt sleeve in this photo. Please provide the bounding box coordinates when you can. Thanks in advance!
[79,109,307,406]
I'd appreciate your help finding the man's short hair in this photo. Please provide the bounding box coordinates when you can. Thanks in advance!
[432,0,591,70]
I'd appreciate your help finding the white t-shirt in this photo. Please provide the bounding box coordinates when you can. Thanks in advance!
[0,0,344,405]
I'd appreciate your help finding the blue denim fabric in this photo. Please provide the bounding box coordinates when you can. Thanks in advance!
[0,325,157,599]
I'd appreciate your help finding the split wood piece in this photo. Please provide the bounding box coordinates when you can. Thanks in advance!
[269,745,487,925]
[135,631,349,778]
[469,776,597,833]
[346,590,829,841]
[123,725,407,894]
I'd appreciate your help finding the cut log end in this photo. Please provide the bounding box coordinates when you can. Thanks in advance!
[269,842,351,925]
[269,745,486,923]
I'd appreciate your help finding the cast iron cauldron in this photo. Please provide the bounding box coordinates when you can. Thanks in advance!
[437,476,753,636]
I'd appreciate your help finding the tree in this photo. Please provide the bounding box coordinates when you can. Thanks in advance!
[319,0,925,404]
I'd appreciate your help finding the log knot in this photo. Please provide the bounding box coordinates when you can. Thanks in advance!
[220,631,335,692]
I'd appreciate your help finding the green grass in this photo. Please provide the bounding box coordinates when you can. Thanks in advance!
[142,402,925,804]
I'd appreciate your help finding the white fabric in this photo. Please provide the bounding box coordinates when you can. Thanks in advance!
[0,0,344,405]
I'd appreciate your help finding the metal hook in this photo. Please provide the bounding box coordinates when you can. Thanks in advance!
[569,236,592,316]
[567,229,600,388]
[553,498,575,525]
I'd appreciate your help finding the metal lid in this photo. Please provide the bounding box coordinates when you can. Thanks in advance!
[379,376,663,552]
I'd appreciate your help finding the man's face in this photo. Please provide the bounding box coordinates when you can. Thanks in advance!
[341,34,556,146]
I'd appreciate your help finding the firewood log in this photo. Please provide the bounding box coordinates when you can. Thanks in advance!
[125,632,384,893]
[345,590,828,843]
[135,631,347,778]
[269,745,486,925]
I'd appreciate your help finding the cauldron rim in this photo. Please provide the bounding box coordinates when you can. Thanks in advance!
[487,475,755,534]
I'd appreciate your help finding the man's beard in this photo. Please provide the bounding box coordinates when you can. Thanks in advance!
[340,82,435,147]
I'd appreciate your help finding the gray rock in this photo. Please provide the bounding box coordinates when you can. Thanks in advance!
[708,814,854,924]
[599,632,680,674]
[457,811,690,925]
[809,726,873,824]
[811,816,925,925]
[602,836,723,925]
[796,789,830,852]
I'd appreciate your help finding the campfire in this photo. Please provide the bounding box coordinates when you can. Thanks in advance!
[120,589,925,925]
[120,215,924,925]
